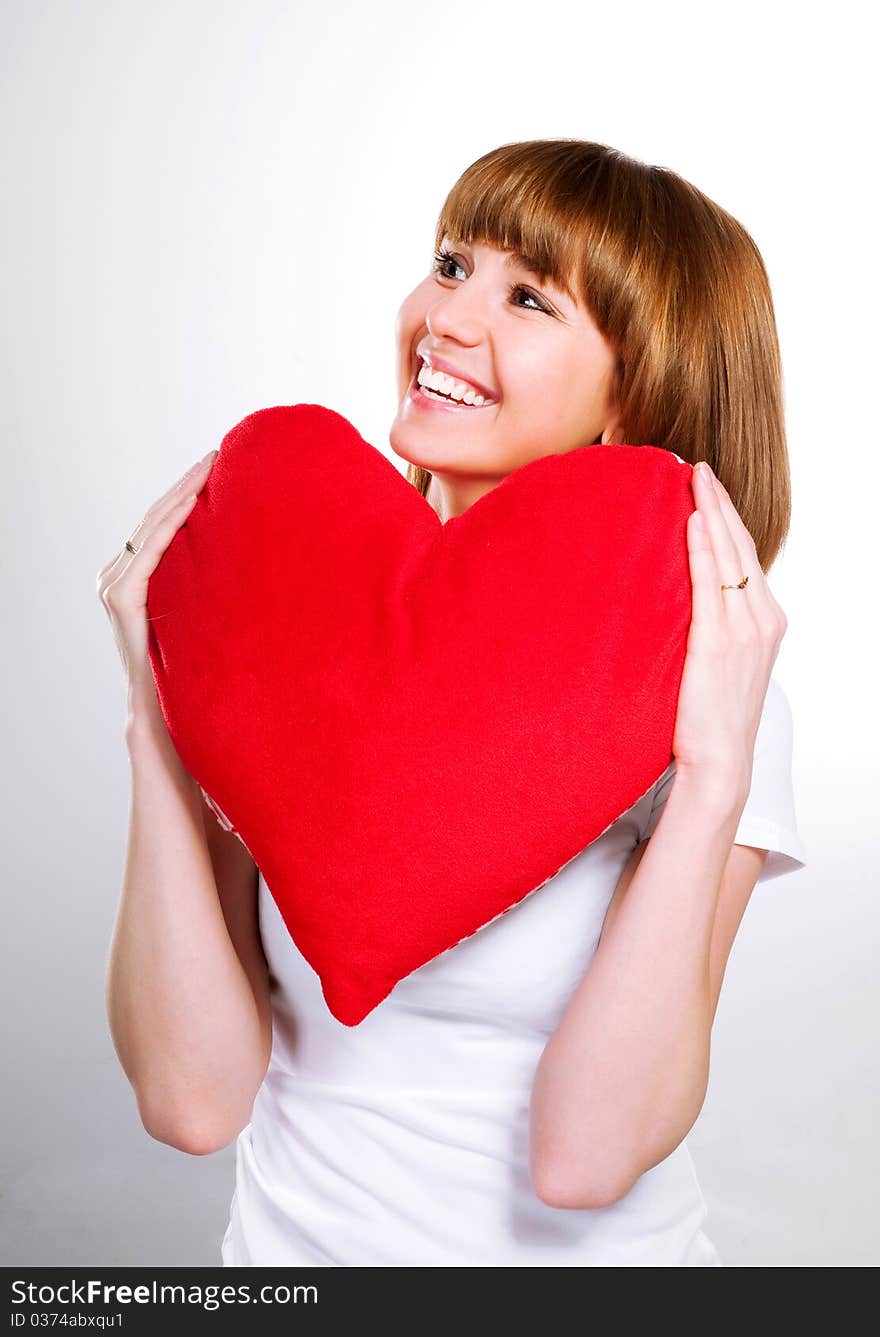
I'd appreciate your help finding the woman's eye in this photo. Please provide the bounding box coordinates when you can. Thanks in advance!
[432,248,465,281]
[509,284,548,312]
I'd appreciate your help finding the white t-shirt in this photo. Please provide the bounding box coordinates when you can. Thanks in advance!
[217,675,807,1267]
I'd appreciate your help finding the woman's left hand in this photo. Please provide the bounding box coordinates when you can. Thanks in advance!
[671,461,789,797]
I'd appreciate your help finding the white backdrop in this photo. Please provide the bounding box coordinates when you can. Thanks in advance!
[2,0,876,1267]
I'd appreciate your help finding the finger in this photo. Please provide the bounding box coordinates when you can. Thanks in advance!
[692,463,753,625]
[144,449,219,527]
[686,504,723,636]
[131,488,202,574]
[115,490,202,593]
[707,470,776,612]
[99,451,216,586]
[101,488,201,608]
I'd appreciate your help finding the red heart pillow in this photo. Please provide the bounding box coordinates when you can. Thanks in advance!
[147,404,695,1026]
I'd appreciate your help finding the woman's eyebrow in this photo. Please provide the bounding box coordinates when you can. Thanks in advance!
[504,250,543,277]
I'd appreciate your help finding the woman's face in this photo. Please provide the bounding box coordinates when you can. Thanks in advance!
[389,236,623,522]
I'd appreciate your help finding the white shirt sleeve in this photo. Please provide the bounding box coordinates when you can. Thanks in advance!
[639,676,808,884]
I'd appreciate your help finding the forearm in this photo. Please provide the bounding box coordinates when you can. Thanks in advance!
[106,692,267,1151]
[529,769,747,1207]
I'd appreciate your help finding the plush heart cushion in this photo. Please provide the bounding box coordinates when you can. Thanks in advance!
[146,404,695,1026]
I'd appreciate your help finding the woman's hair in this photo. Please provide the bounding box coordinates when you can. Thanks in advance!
[406,139,791,572]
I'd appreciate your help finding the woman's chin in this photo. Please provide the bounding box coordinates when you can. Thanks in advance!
[388,420,447,472]
[388,406,501,476]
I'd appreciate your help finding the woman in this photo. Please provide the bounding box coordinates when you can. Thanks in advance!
[99,139,807,1266]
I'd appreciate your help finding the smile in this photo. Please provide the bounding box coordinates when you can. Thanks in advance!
[416,361,493,405]
[407,376,495,412]
[407,359,498,413]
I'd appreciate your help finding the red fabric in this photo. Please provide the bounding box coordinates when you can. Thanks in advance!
[147,404,695,1026]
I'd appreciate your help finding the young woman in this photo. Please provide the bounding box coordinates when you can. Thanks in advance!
[99,139,807,1267]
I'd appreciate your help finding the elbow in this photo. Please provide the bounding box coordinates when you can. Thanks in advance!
[529,1086,707,1210]
[137,1094,245,1157]
[532,1123,698,1209]
[148,1124,232,1157]
[531,1154,638,1211]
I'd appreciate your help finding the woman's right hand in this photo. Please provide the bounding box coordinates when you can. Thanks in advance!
[96,449,218,710]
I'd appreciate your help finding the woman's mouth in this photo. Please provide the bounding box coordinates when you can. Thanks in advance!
[406,361,498,412]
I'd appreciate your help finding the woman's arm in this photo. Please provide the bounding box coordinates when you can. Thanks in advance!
[98,453,271,1156]
[106,689,271,1154]
[528,766,761,1210]
[529,462,788,1211]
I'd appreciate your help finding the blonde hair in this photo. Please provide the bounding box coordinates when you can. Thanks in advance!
[407,139,791,572]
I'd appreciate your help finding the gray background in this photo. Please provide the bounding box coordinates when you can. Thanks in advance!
[2,0,876,1267]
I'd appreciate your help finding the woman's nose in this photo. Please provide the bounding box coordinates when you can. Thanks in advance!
[425,287,487,346]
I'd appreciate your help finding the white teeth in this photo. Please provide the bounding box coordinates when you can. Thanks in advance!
[416,361,490,406]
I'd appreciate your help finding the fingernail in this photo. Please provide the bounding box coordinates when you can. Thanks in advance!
[699,461,714,482]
